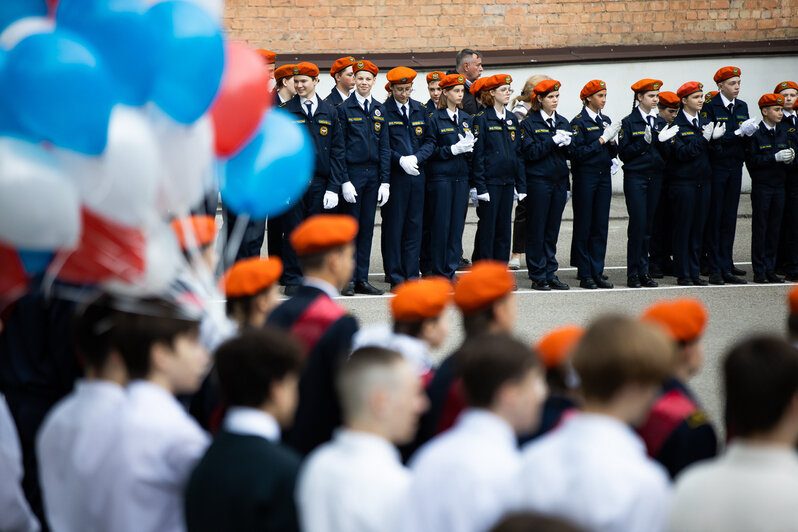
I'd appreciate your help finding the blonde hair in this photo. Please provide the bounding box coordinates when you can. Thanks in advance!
[438,89,463,110]
[513,74,551,109]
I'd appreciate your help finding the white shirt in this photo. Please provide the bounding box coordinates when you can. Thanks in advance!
[106,381,210,532]
[494,106,506,121]
[446,108,459,124]
[354,92,372,110]
[336,87,351,102]
[639,106,655,124]
[0,395,40,532]
[669,441,798,532]
[351,323,434,376]
[300,94,319,117]
[303,276,339,299]
[401,409,521,532]
[37,380,126,532]
[395,99,410,117]
[719,91,736,109]
[540,109,556,127]
[298,429,409,532]
[223,407,280,442]
[513,413,671,532]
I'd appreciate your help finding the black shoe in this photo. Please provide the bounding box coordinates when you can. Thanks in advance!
[649,264,664,279]
[548,276,570,290]
[354,281,384,295]
[677,278,694,286]
[731,265,747,276]
[341,282,355,296]
[284,284,300,296]
[531,279,551,291]
[600,272,609,280]
[458,257,471,270]
[785,273,798,282]
[389,284,400,292]
[579,277,598,289]
[594,276,614,289]
[753,273,768,284]
[383,274,391,283]
[641,275,659,288]
[767,272,785,283]
[708,273,725,285]
[722,273,746,285]
[692,277,708,286]
[627,275,642,288]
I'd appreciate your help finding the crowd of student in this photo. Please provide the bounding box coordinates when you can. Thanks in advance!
[2,213,798,532]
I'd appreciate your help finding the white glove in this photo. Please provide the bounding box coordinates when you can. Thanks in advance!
[341,181,357,203]
[600,121,622,143]
[702,122,714,142]
[464,129,475,144]
[775,149,795,163]
[658,124,679,142]
[323,190,339,210]
[399,155,420,176]
[476,192,490,202]
[552,130,569,146]
[517,192,527,202]
[377,183,390,207]
[610,159,620,175]
[644,125,652,144]
[712,122,726,140]
[557,131,572,146]
[451,133,474,155]
[469,187,479,207]
[734,117,759,137]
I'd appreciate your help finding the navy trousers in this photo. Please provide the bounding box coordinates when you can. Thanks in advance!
[704,165,743,274]
[382,173,425,285]
[669,181,710,280]
[525,178,567,282]
[281,177,326,286]
[751,182,785,275]
[624,171,662,278]
[474,183,514,262]
[426,177,468,279]
[571,171,612,279]
[339,165,380,283]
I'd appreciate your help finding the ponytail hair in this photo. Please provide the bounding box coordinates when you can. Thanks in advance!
[512,74,551,109]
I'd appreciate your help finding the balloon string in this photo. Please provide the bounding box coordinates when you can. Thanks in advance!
[223,212,248,270]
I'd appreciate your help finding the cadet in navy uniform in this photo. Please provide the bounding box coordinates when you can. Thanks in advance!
[775,81,798,281]
[472,74,526,263]
[520,79,573,291]
[419,72,446,277]
[669,81,724,286]
[324,56,355,106]
[278,62,346,295]
[746,93,795,283]
[337,60,390,296]
[381,67,435,290]
[702,66,757,285]
[618,79,673,288]
[425,71,444,110]
[423,73,475,279]
[569,80,621,289]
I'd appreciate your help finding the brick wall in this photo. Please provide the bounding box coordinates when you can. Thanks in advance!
[224,0,797,56]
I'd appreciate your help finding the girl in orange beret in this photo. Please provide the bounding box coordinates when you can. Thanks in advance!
[774,81,798,281]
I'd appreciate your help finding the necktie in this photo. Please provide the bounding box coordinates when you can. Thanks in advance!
[595,114,603,127]
[728,103,734,115]
[647,115,654,129]
[305,101,313,118]
[693,118,698,129]
[547,118,554,129]
[363,99,369,115]
[452,112,458,125]
[401,105,408,122]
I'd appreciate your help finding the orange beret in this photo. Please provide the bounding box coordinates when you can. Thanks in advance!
[790,286,798,314]
[713,66,741,83]
[658,91,680,108]
[440,73,466,89]
[427,71,445,84]
[353,59,378,77]
[292,62,319,78]
[385,81,391,92]
[580,79,607,100]
[222,257,283,298]
[386,67,417,85]
[481,74,513,92]
[775,81,798,93]
[704,91,718,103]
[391,277,452,322]
[642,297,709,344]
[533,79,561,95]
[536,325,585,369]
[170,215,216,251]
[289,214,357,256]
[256,49,276,64]
[330,56,356,76]
[274,64,296,81]
[759,93,785,108]
[631,78,663,93]
[677,81,703,99]
[453,260,515,315]
[469,77,488,96]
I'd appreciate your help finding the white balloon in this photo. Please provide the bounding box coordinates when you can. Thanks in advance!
[57,105,161,227]
[0,137,81,250]
[0,16,54,49]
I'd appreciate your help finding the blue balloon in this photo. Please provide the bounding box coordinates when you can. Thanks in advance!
[222,109,315,219]
[56,0,157,106]
[3,30,117,155]
[17,249,53,275]
[147,1,224,124]
[0,0,47,33]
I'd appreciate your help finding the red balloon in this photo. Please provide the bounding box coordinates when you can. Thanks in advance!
[55,208,146,284]
[0,245,28,306]
[210,41,272,157]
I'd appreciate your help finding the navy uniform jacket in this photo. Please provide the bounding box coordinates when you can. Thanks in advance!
[267,285,358,455]
[279,95,346,193]
[383,97,435,173]
[425,99,436,113]
[618,109,667,174]
[424,107,474,181]
[324,88,346,106]
[745,122,793,186]
[337,94,391,184]
[472,107,526,194]
[185,431,301,532]
[570,108,618,174]
[702,94,750,169]
[520,110,572,181]
[668,111,716,182]
[637,378,718,478]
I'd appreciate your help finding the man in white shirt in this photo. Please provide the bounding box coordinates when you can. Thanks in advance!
[513,315,674,532]
[298,346,429,532]
[401,334,547,532]
[36,294,128,532]
[104,296,210,532]
[670,336,798,532]
[0,393,39,532]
